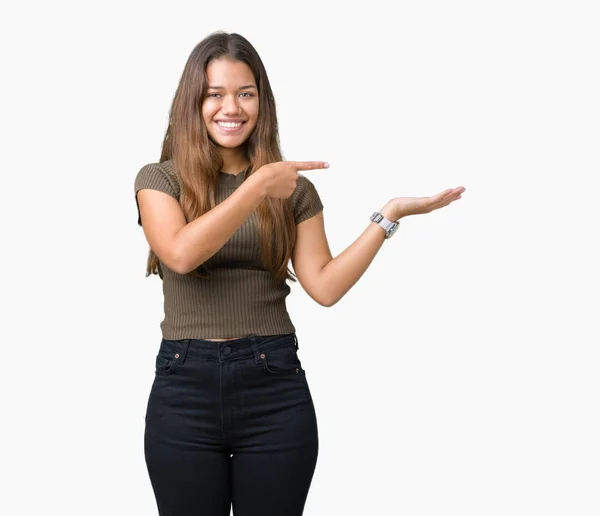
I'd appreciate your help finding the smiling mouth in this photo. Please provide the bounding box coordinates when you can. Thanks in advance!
[215,121,246,133]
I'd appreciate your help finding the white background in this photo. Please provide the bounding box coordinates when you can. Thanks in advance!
[2,0,599,514]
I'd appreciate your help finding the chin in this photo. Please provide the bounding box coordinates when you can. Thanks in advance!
[212,138,249,149]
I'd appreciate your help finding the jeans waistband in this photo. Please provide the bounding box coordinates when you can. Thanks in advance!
[158,333,299,364]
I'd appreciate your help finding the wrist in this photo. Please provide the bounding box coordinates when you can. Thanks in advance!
[246,171,268,200]
[380,202,400,222]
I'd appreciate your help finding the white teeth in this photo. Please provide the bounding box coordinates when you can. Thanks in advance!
[217,121,243,128]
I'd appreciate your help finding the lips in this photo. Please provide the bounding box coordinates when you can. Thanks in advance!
[215,120,245,133]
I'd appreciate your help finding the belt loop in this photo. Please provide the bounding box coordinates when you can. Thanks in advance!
[178,339,191,364]
[248,334,261,364]
[293,333,299,350]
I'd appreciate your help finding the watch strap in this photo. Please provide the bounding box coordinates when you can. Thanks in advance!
[370,211,400,239]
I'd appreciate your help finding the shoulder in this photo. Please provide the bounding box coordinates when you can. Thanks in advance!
[290,174,324,225]
[134,159,181,199]
[291,174,319,198]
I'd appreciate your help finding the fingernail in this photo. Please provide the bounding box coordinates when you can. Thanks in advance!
[324,162,330,168]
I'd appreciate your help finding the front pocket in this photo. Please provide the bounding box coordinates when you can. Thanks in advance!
[155,354,175,376]
[260,344,303,375]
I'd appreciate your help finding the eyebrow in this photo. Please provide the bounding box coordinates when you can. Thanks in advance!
[207,84,257,90]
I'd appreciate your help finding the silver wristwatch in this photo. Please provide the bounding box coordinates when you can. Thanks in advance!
[370,211,400,239]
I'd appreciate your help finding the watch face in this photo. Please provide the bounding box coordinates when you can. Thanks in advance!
[387,223,399,238]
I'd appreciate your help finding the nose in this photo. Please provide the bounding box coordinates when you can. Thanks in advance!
[222,94,242,115]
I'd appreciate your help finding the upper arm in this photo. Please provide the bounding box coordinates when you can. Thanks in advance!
[290,175,332,305]
[134,163,186,273]
[291,211,333,306]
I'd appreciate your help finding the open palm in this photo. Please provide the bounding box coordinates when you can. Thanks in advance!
[392,186,466,219]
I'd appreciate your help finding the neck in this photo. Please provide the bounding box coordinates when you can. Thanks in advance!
[219,146,249,174]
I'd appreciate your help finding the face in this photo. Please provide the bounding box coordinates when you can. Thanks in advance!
[202,58,259,149]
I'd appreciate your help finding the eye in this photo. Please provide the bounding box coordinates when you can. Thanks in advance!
[206,92,254,98]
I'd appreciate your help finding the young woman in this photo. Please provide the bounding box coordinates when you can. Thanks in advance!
[134,31,465,516]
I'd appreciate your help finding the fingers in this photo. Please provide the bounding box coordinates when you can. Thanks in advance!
[438,188,455,198]
[427,187,464,210]
[430,189,453,204]
[287,161,330,170]
[438,187,465,200]
[446,186,466,195]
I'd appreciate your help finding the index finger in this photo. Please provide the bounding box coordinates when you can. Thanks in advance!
[288,161,330,170]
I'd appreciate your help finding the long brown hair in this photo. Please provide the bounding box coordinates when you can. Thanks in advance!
[144,31,298,282]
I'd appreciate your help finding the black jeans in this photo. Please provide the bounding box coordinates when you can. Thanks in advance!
[144,333,319,516]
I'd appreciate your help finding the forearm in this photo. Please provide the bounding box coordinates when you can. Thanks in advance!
[318,204,398,307]
[174,174,266,274]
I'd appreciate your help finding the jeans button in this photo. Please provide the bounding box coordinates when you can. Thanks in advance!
[223,346,231,356]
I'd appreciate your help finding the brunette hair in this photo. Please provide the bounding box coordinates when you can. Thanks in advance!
[144,31,298,282]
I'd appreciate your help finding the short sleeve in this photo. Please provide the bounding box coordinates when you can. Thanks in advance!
[134,163,180,226]
[291,175,324,225]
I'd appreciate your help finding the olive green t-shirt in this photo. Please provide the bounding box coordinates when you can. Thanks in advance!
[134,159,324,339]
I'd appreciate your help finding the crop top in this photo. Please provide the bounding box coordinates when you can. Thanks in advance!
[134,159,324,339]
